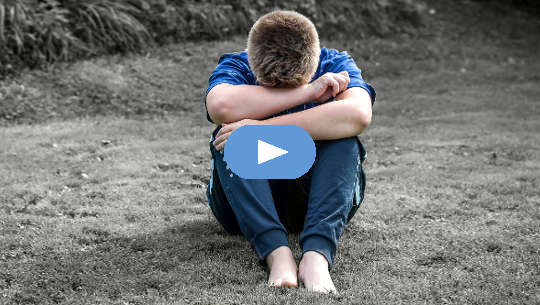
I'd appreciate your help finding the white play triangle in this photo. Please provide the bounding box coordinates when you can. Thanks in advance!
[258,140,288,164]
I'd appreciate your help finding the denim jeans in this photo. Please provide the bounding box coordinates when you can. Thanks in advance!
[205,127,367,268]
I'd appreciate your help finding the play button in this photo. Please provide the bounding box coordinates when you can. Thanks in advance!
[224,125,316,179]
[258,140,288,164]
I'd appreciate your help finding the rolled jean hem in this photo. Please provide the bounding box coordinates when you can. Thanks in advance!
[253,229,289,260]
[301,235,336,269]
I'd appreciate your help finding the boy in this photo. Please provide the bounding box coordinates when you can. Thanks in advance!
[204,10,375,293]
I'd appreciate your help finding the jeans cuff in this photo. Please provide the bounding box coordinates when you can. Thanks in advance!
[301,235,336,269]
[253,229,289,260]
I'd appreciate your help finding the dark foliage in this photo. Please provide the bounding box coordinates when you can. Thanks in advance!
[473,0,540,13]
[0,0,153,75]
[0,0,427,77]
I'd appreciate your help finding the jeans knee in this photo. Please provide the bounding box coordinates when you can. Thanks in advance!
[315,137,360,159]
[318,136,356,146]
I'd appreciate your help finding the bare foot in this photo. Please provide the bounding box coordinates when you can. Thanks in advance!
[298,251,337,294]
[265,246,298,287]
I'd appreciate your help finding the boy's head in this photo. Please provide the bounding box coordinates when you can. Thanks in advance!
[247,10,320,88]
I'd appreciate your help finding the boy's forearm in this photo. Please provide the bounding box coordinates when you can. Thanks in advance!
[206,84,313,124]
[262,89,372,140]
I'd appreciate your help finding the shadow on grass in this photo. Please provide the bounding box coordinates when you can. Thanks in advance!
[5,218,261,304]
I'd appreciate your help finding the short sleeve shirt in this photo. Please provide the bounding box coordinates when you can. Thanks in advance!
[205,48,376,123]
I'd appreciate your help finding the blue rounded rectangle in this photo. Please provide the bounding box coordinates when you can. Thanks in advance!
[224,125,316,179]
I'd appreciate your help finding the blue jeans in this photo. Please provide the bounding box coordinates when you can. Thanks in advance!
[206,127,367,268]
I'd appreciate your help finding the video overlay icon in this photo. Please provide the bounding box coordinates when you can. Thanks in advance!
[224,125,316,179]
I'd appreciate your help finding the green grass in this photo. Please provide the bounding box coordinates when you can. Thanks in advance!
[1,1,540,304]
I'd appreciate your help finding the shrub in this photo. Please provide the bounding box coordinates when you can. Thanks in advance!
[0,0,427,78]
[0,0,152,75]
[0,0,84,74]
[139,0,425,43]
[62,0,152,54]
[314,0,426,38]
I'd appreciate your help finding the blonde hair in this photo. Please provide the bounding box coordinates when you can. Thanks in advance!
[247,10,320,87]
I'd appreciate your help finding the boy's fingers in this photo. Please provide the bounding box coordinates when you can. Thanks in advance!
[213,139,225,150]
[213,131,231,147]
[216,139,227,151]
[213,131,229,147]
[333,75,347,93]
[216,124,232,138]
[215,130,224,139]
[331,78,340,97]
[339,72,350,82]
[338,72,350,86]
[340,71,350,81]
[335,74,348,91]
[342,78,350,92]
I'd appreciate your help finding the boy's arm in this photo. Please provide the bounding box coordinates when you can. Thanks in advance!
[206,72,350,125]
[264,87,372,139]
[213,87,372,150]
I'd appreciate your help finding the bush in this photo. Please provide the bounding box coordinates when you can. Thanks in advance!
[62,0,152,54]
[140,0,426,42]
[0,0,83,74]
[314,0,426,38]
[0,0,427,77]
[0,0,152,75]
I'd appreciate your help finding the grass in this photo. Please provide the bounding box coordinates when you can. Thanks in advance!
[0,0,425,77]
[1,1,540,304]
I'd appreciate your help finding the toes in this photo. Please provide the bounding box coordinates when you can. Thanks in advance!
[268,278,298,288]
[311,285,328,294]
[308,284,337,294]
[281,279,298,288]
[268,279,282,287]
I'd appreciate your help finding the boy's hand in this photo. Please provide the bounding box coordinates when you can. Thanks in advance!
[308,71,350,103]
[213,119,261,151]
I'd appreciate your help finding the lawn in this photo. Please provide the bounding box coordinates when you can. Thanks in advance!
[1,1,539,304]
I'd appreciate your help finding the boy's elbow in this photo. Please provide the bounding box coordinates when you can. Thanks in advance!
[338,89,372,134]
[206,88,233,125]
[353,105,372,133]
[207,98,228,125]
[359,108,372,128]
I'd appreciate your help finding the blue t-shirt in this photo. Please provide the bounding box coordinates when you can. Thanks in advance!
[205,48,376,123]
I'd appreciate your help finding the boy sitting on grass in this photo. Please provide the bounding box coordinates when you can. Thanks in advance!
[204,10,375,293]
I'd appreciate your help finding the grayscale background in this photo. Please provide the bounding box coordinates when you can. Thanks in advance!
[1,0,539,304]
